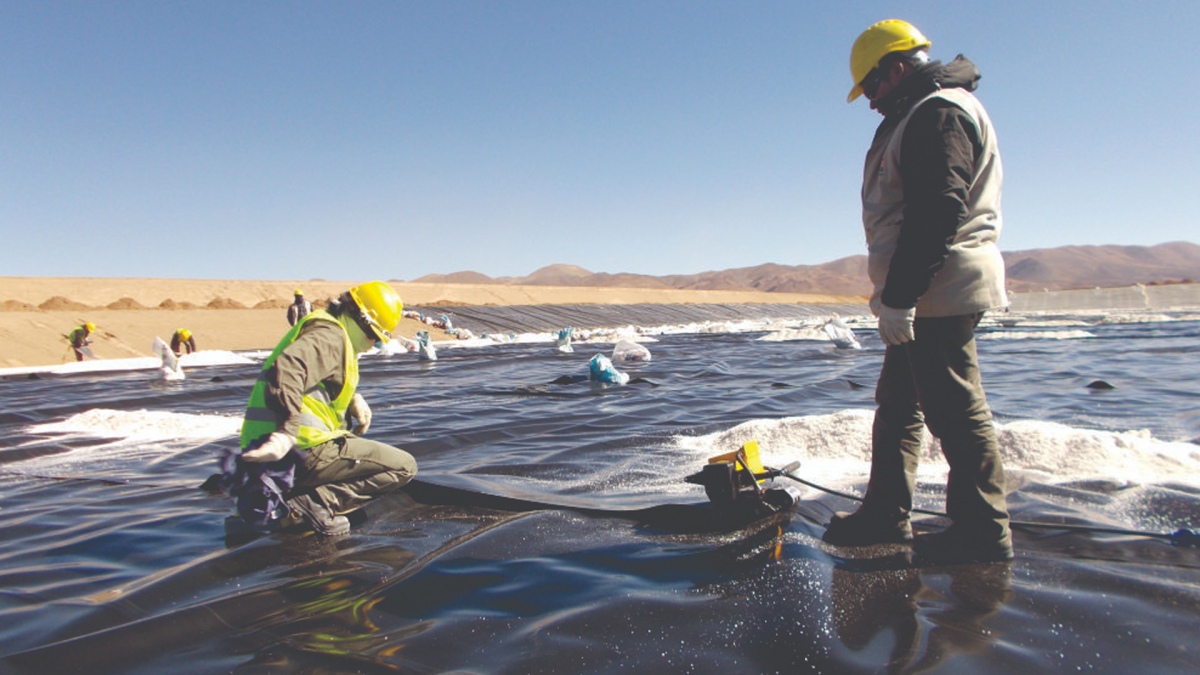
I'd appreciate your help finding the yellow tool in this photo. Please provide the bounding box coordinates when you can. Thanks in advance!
[686,440,801,520]
[706,440,766,484]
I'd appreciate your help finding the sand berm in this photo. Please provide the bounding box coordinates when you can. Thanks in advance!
[0,277,863,369]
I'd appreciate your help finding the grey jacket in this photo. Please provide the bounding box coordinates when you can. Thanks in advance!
[861,56,1007,317]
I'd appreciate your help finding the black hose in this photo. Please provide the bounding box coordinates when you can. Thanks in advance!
[777,468,1200,546]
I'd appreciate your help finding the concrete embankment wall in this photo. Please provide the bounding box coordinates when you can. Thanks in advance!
[1008,283,1200,313]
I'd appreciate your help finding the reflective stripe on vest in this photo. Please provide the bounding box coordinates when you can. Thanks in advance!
[239,310,359,450]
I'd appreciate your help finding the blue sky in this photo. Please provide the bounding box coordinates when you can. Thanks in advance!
[3,1,1197,281]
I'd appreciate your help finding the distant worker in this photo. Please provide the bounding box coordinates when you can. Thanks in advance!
[821,20,1012,564]
[234,281,417,536]
[68,321,96,361]
[170,328,197,357]
[287,289,313,326]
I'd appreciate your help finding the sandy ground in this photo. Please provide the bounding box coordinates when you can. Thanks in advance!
[0,276,861,369]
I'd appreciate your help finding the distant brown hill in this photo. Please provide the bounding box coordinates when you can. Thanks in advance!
[413,241,1200,296]
[1002,242,1200,291]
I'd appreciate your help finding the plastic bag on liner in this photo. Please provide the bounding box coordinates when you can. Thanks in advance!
[612,339,651,362]
[589,353,629,385]
[416,331,437,361]
[556,327,574,353]
[823,314,862,350]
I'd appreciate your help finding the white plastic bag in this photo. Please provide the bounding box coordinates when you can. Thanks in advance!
[153,336,185,381]
[823,315,862,350]
[416,331,438,361]
[612,339,651,362]
[556,327,574,353]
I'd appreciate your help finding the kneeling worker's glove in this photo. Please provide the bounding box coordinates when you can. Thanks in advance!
[348,393,372,435]
[877,306,916,346]
[241,431,296,463]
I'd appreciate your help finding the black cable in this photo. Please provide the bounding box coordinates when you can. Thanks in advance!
[20,464,1200,547]
[776,467,1200,547]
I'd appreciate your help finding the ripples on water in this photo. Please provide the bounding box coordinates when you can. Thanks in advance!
[1,308,1199,673]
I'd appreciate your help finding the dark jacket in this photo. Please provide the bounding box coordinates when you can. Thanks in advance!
[872,56,998,310]
[287,298,313,326]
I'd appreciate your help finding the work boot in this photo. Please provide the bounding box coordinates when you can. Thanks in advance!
[822,509,912,546]
[913,526,1013,564]
[287,494,350,536]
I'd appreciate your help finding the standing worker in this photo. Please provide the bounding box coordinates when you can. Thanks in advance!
[287,289,313,326]
[821,20,1012,563]
[170,328,197,357]
[68,322,96,361]
[234,281,417,536]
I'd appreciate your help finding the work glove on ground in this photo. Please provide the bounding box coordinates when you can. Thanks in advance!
[348,393,372,435]
[877,306,916,346]
[241,431,296,463]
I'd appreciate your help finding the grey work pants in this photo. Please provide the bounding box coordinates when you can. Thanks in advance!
[293,435,418,516]
[864,313,1010,543]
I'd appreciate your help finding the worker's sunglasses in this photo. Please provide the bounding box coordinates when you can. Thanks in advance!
[860,66,888,99]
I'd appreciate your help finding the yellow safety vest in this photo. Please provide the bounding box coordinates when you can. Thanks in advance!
[239,310,359,450]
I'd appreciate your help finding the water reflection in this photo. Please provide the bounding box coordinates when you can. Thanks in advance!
[832,561,1013,671]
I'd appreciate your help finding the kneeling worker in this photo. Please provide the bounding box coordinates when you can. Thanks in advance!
[237,280,418,535]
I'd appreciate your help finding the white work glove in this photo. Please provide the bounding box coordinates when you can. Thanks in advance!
[241,431,296,463]
[877,306,916,346]
[347,393,372,435]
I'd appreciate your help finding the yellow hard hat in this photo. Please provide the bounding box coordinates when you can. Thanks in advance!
[179,328,191,341]
[847,19,931,102]
[294,289,303,296]
[85,321,96,332]
[348,281,403,343]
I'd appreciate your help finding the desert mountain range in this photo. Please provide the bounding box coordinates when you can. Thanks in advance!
[415,241,1200,296]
